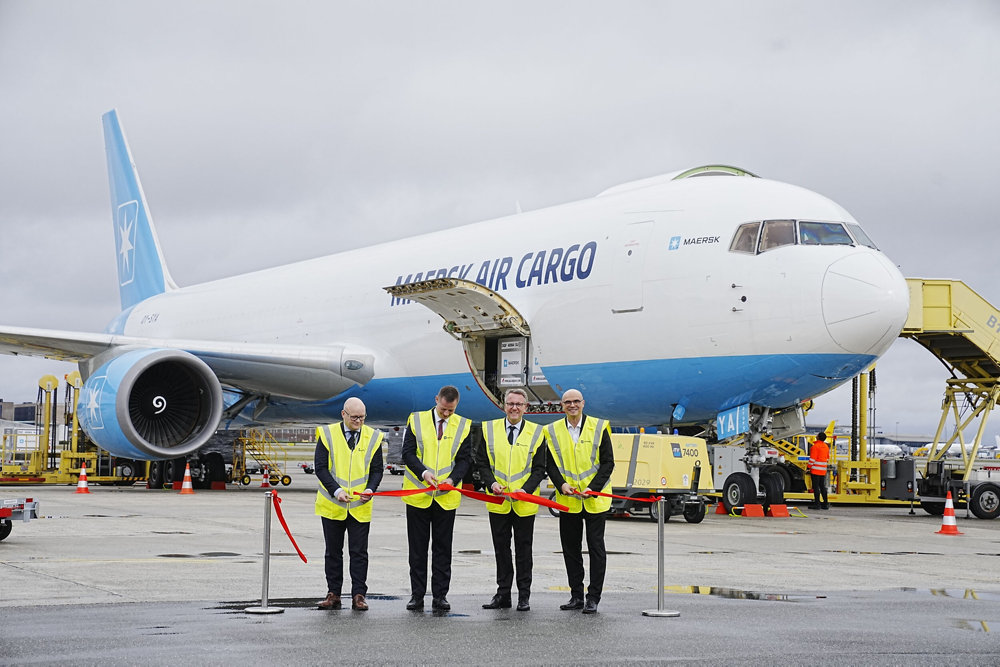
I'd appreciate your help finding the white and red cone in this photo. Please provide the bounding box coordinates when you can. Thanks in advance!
[935,491,963,535]
[75,462,91,494]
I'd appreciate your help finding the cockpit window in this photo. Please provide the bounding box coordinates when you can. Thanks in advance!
[758,220,795,252]
[846,223,878,249]
[730,219,880,255]
[798,221,853,246]
[729,222,760,253]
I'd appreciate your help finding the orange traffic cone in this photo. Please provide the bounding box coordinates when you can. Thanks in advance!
[935,491,963,535]
[179,463,196,495]
[75,462,91,494]
[260,466,271,488]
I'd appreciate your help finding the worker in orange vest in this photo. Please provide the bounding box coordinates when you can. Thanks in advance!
[807,432,830,510]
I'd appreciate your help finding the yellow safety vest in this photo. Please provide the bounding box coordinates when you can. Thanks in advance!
[544,416,612,514]
[314,423,383,523]
[483,418,545,516]
[402,409,471,510]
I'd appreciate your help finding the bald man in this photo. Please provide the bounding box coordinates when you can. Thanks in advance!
[315,397,385,611]
[543,389,614,614]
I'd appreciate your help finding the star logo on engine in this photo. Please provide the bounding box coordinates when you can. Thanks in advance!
[82,376,107,430]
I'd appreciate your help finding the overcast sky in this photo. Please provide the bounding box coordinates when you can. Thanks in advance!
[1,1,998,443]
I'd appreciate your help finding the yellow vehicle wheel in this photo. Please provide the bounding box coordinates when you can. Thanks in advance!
[280,475,292,486]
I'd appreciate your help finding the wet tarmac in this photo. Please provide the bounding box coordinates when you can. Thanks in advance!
[2,475,999,664]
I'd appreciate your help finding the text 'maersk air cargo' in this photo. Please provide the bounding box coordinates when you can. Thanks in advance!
[0,110,909,474]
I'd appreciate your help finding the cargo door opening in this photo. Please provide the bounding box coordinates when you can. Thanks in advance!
[384,278,562,414]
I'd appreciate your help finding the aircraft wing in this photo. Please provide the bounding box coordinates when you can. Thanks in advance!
[0,325,375,400]
[0,325,114,361]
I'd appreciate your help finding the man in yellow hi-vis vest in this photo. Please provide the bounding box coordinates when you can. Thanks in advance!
[402,385,473,612]
[477,388,547,612]
[315,397,384,611]
[544,388,614,615]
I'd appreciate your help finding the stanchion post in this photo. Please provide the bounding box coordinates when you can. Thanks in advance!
[245,490,284,614]
[642,497,680,618]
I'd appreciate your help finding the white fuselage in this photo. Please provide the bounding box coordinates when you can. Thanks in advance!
[112,172,909,425]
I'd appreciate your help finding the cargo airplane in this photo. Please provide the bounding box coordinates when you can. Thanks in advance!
[0,110,909,474]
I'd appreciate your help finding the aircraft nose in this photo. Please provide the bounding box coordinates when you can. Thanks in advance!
[821,252,909,355]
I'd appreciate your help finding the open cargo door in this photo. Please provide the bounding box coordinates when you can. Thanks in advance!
[384,278,561,413]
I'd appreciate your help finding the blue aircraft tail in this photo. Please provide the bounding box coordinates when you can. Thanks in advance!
[102,109,177,310]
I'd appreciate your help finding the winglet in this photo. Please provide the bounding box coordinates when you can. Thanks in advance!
[102,109,177,310]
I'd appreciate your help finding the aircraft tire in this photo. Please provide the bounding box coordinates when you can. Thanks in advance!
[205,453,226,484]
[147,461,166,489]
[970,483,1000,520]
[760,470,785,507]
[722,473,757,514]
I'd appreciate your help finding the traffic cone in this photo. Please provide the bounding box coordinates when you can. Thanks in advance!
[935,491,963,535]
[179,463,195,495]
[260,466,271,489]
[75,462,91,494]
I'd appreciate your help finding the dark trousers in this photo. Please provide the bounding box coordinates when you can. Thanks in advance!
[406,502,457,598]
[811,473,829,506]
[321,514,370,596]
[488,511,535,599]
[559,509,607,602]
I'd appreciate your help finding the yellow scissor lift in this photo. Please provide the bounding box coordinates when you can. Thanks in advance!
[884,278,1000,518]
[232,429,292,486]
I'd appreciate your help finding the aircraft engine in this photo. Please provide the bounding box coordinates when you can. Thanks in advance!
[77,348,223,460]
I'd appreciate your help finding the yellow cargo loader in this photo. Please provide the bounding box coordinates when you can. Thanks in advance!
[544,433,713,523]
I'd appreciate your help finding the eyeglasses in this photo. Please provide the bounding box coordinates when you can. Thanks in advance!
[505,402,527,408]
[343,413,366,421]
[562,399,582,405]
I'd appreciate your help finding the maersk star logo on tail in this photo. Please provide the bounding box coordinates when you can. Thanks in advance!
[116,200,139,286]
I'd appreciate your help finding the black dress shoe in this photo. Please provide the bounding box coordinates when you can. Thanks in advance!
[405,596,424,610]
[582,598,599,614]
[432,596,451,611]
[482,594,511,609]
[559,596,584,610]
[516,598,530,611]
[317,592,341,610]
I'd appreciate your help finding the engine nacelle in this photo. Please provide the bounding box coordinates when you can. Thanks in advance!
[77,349,223,460]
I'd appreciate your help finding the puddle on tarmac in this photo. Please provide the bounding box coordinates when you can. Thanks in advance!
[952,619,991,633]
[211,595,405,612]
[821,549,944,556]
[661,586,812,602]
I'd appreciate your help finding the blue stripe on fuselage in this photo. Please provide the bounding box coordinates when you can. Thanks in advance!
[238,352,875,427]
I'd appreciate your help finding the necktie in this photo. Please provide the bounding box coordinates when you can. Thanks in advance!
[347,431,357,448]
[437,418,444,440]
[507,425,516,445]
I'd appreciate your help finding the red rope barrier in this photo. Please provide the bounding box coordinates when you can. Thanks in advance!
[270,491,307,563]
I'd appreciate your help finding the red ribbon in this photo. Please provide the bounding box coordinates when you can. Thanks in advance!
[437,482,504,505]
[354,488,428,498]
[580,489,663,503]
[270,491,307,563]
[353,483,504,505]
[504,490,569,512]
